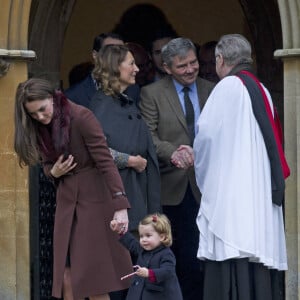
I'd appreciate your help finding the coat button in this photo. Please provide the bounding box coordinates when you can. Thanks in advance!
[128,115,133,120]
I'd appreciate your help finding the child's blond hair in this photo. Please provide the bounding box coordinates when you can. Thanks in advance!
[139,213,173,247]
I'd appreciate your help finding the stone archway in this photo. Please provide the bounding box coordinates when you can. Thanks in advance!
[28,0,284,96]
[0,0,298,298]
[28,0,76,85]
[26,0,290,299]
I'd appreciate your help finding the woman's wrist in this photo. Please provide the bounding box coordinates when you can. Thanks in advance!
[50,168,58,178]
[127,156,136,168]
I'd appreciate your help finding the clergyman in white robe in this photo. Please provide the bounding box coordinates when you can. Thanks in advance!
[194,75,287,271]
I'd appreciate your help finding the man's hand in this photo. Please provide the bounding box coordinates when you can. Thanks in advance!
[171,145,194,169]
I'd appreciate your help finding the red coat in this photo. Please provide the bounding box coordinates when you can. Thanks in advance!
[41,101,132,299]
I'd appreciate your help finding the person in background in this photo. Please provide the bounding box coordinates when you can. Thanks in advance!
[198,40,219,83]
[112,3,171,51]
[194,34,289,300]
[147,25,178,82]
[14,78,132,300]
[126,42,155,87]
[68,61,94,87]
[110,213,183,300]
[139,37,215,300]
[65,32,139,107]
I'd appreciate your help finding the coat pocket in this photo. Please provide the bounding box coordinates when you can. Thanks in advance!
[145,282,164,292]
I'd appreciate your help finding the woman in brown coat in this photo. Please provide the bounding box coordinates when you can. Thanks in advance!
[14,78,132,300]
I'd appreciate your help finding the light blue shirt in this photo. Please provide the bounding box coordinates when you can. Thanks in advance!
[173,79,200,134]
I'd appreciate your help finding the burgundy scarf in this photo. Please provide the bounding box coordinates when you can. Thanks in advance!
[37,91,71,162]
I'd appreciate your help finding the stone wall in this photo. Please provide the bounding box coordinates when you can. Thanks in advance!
[0,0,32,299]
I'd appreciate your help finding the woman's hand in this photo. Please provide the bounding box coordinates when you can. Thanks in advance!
[112,209,129,234]
[127,155,147,172]
[50,154,77,178]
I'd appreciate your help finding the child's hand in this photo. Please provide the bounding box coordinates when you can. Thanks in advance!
[134,265,149,278]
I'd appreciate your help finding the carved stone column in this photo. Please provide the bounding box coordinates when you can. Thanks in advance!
[275,49,300,299]
[275,0,300,298]
[0,0,36,299]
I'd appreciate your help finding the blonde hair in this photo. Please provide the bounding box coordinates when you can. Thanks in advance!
[139,213,173,247]
[92,44,130,97]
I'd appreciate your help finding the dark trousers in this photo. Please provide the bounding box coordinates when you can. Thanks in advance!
[163,184,203,300]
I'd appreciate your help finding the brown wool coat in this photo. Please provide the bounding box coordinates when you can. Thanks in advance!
[41,101,132,299]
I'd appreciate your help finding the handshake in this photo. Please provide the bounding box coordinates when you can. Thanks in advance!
[171,145,194,169]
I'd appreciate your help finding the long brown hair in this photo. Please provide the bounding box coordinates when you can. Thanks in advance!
[14,78,71,167]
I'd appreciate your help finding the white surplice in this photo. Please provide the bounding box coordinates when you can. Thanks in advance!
[194,76,287,270]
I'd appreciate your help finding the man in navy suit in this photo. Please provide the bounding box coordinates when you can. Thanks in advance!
[65,32,140,106]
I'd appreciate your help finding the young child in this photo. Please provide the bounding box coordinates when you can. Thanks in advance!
[110,213,183,300]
